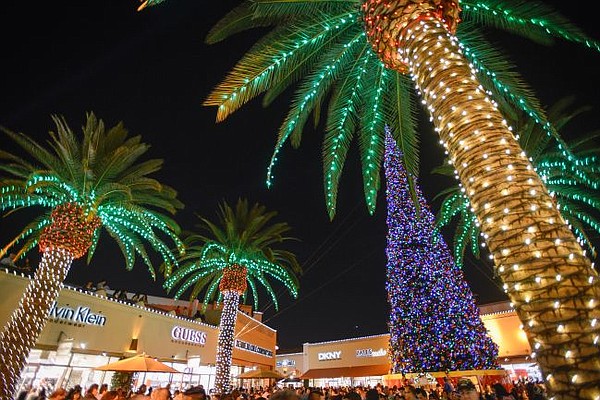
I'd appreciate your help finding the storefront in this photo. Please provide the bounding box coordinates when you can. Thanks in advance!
[276,334,390,387]
[276,301,539,387]
[0,269,277,393]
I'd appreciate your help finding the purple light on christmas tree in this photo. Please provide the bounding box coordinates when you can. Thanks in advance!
[384,127,499,373]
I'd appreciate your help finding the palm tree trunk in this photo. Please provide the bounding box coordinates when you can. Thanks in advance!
[0,248,74,399]
[214,290,241,395]
[399,17,600,399]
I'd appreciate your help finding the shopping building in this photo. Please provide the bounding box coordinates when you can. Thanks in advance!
[276,301,538,387]
[0,269,277,393]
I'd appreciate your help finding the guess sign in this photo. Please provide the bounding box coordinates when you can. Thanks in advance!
[171,326,207,345]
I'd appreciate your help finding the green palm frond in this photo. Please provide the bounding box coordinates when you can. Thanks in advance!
[358,64,387,215]
[263,16,362,109]
[322,46,371,219]
[253,0,357,19]
[205,1,270,44]
[0,113,184,275]
[460,0,600,51]
[205,10,358,122]
[266,26,365,186]
[165,199,301,310]
[384,72,419,178]
[453,210,476,268]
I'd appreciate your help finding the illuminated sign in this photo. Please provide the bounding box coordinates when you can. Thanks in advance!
[171,326,207,345]
[276,359,296,367]
[356,348,387,358]
[48,302,107,326]
[235,339,273,357]
[318,351,341,361]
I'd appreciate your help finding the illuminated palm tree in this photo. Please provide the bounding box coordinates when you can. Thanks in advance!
[164,199,300,394]
[142,0,600,396]
[435,96,600,268]
[0,113,184,398]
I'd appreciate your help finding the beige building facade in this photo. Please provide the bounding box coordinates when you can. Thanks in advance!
[0,270,277,393]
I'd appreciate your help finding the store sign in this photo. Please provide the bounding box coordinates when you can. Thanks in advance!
[235,339,273,357]
[318,351,341,361]
[276,359,296,367]
[48,302,107,326]
[171,326,207,345]
[356,348,387,358]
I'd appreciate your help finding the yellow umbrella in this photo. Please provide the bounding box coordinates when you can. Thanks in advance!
[95,354,179,372]
[236,369,284,380]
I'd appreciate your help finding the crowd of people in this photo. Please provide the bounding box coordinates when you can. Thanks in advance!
[15,378,548,400]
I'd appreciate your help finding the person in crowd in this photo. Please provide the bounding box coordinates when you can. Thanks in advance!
[1,252,17,268]
[456,379,478,400]
[98,384,108,399]
[270,390,301,400]
[134,293,149,306]
[151,384,172,400]
[365,389,379,400]
[493,383,516,400]
[49,389,67,400]
[442,378,454,396]
[25,386,41,400]
[307,390,323,400]
[329,389,342,400]
[402,387,418,400]
[67,386,83,400]
[94,281,109,297]
[111,289,128,301]
[130,385,150,400]
[16,385,32,400]
[343,390,361,400]
[84,385,99,400]
[99,391,122,400]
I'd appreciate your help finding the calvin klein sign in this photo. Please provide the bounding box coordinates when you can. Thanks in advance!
[48,302,107,326]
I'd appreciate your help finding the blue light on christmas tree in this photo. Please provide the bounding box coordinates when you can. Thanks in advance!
[384,127,499,373]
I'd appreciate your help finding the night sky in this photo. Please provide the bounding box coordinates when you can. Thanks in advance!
[1,0,599,351]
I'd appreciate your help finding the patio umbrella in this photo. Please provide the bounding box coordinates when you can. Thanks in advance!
[95,354,179,372]
[236,369,285,380]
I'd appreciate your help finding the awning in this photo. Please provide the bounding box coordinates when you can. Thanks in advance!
[300,364,389,379]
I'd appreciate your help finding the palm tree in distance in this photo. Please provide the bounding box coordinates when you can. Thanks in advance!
[0,113,184,398]
[141,0,600,396]
[435,96,600,268]
[164,199,301,395]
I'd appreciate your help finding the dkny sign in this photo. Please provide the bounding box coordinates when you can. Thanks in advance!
[318,351,341,361]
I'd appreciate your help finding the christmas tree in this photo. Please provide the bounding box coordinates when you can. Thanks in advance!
[384,128,499,373]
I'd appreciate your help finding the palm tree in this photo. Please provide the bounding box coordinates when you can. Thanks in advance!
[435,96,600,268]
[143,0,600,396]
[0,113,184,398]
[164,199,301,395]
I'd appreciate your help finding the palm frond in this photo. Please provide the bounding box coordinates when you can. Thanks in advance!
[322,46,372,218]
[253,0,357,19]
[205,11,357,122]
[358,64,387,215]
[383,72,419,178]
[266,27,365,187]
[461,0,600,51]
